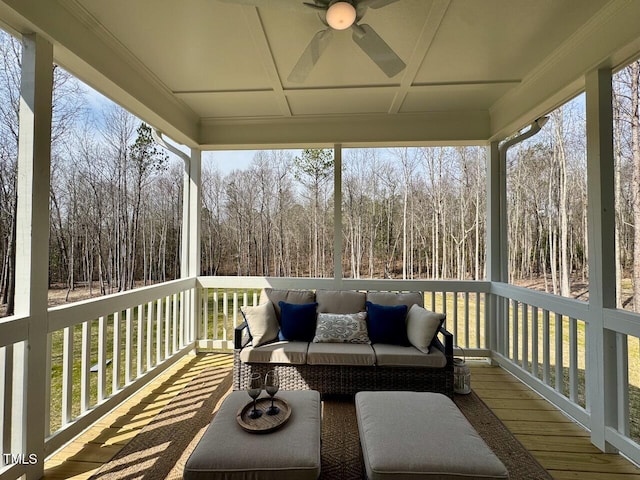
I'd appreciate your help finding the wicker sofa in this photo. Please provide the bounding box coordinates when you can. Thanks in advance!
[233,289,454,397]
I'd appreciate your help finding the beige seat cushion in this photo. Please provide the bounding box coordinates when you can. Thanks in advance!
[355,391,509,480]
[239,340,308,364]
[372,344,447,368]
[366,291,424,309]
[316,290,366,313]
[307,342,375,366]
[184,390,321,480]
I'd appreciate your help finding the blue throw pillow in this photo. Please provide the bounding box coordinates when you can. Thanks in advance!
[365,301,410,346]
[278,301,318,342]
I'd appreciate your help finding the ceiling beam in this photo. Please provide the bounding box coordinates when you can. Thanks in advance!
[242,6,292,116]
[388,0,450,114]
[199,110,489,149]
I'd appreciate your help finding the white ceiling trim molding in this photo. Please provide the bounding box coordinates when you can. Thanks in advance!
[242,6,292,117]
[388,0,451,114]
[198,110,489,149]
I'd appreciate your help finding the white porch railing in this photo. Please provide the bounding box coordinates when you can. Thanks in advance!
[3,276,640,480]
[1,277,196,480]
[195,277,492,356]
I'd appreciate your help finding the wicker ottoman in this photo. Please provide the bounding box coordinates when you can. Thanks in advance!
[184,390,321,480]
[355,391,509,480]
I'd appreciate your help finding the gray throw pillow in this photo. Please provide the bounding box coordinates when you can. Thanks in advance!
[312,312,371,344]
[241,302,279,347]
[406,304,445,353]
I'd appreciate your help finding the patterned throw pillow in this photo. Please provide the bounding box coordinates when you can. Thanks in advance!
[312,312,371,344]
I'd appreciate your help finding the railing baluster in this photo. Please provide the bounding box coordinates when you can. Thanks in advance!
[223,291,229,341]
[81,320,91,413]
[503,297,509,357]
[543,310,550,385]
[98,315,107,401]
[522,303,529,371]
[203,287,209,341]
[555,313,563,394]
[1,345,10,460]
[178,290,189,348]
[45,333,52,437]
[452,291,458,347]
[125,307,133,384]
[532,306,539,379]
[569,317,578,402]
[430,291,436,311]
[137,304,143,378]
[253,290,258,306]
[512,299,519,363]
[617,332,629,435]
[464,291,470,349]
[113,311,121,393]
[146,301,153,370]
[213,290,219,342]
[165,296,171,359]
[233,290,239,331]
[62,326,74,425]
[476,292,481,348]
[173,293,178,353]
[156,298,163,364]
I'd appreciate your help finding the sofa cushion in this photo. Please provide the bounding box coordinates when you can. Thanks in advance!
[366,302,410,346]
[307,342,376,366]
[260,288,315,321]
[278,301,318,342]
[239,340,309,364]
[406,304,445,354]
[316,290,366,314]
[372,343,447,368]
[366,291,424,309]
[241,302,280,348]
[312,312,370,344]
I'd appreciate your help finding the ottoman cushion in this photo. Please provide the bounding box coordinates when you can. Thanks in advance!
[355,391,508,480]
[184,390,321,479]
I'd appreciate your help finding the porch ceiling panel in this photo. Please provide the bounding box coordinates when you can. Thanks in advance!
[400,83,516,113]
[176,91,285,118]
[0,0,638,148]
[286,88,397,116]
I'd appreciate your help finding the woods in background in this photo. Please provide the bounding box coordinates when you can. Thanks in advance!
[0,27,640,314]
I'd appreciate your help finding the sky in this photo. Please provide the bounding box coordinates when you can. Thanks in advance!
[81,83,259,174]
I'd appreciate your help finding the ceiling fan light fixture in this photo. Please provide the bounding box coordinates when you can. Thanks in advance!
[326,2,356,30]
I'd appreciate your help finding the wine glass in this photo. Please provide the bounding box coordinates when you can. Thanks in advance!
[265,370,280,415]
[247,372,263,419]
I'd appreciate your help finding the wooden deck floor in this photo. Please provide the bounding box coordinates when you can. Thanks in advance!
[43,354,640,479]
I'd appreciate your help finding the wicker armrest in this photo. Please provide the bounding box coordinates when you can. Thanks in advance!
[234,321,251,350]
[434,324,454,365]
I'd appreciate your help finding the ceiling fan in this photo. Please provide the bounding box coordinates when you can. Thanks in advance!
[220,0,406,83]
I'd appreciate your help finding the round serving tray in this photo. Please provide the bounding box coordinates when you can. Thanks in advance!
[236,397,291,433]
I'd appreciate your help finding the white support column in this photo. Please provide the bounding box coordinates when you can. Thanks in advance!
[14,33,53,479]
[585,68,617,453]
[188,149,201,278]
[486,141,503,355]
[180,149,201,343]
[333,145,343,287]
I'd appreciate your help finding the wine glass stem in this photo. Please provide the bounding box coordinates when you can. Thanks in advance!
[253,398,257,414]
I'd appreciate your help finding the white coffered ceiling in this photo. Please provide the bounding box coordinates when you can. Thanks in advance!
[0,0,639,149]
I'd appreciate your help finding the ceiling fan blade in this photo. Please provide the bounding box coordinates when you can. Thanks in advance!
[288,29,333,83]
[351,24,405,78]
